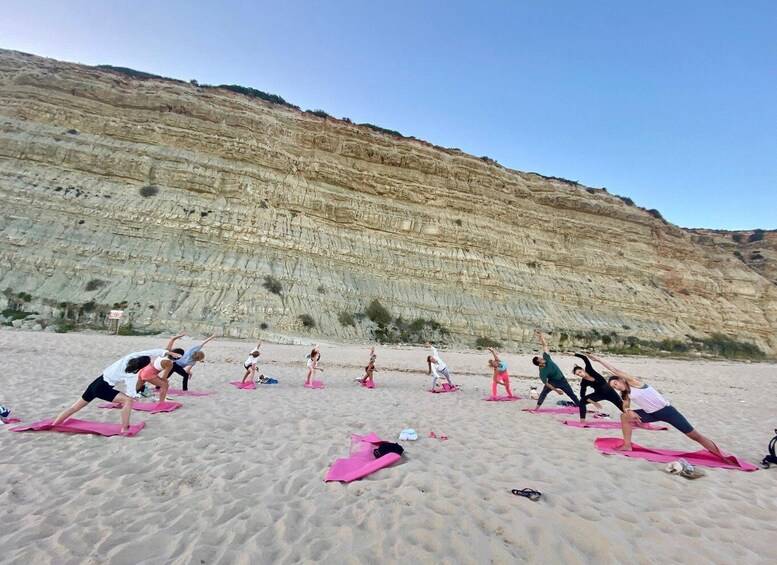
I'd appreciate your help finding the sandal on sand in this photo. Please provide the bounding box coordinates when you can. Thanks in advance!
[511,488,542,501]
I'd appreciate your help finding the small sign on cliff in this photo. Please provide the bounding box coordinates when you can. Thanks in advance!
[107,310,124,320]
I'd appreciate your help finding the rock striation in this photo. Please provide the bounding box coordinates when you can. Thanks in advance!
[0,50,775,353]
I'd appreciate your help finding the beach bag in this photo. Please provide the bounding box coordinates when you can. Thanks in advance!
[762,429,777,468]
[373,442,404,459]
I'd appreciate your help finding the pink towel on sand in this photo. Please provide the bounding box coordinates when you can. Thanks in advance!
[230,381,256,390]
[305,380,325,389]
[361,381,375,389]
[2,417,22,424]
[561,420,667,430]
[594,437,758,471]
[99,401,182,413]
[10,418,145,437]
[484,395,522,401]
[522,406,579,414]
[325,432,402,483]
[167,389,215,397]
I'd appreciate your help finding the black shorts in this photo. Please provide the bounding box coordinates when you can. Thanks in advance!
[81,376,120,403]
[634,406,693,434]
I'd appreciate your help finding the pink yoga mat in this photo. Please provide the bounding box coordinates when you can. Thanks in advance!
[167,389,215,397]
[10,418,145,437]
[325,432,402,483]
[594,437,758,471]
[230,381,256,390]
[305,380,325,389]
[522,406,579,414]
[2,417,22,424]
[561,420,667,430]
[429,385,458,394]
[99,401,182,413]
[484,395,522,401]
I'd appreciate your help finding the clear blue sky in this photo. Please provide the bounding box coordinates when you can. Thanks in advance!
[2,1,775,230]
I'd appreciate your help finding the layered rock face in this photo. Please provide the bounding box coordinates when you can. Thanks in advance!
[1,50,775,352]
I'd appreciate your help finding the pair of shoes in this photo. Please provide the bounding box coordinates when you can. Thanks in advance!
[428,431,448,441]
[511,488,542,501]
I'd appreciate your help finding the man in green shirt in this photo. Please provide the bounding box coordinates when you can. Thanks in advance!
[530,330,580,411]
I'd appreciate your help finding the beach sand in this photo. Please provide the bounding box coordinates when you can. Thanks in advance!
[1,331,775,564]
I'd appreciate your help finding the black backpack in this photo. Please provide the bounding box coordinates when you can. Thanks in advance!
[762,429,777,468]
[373,442,404,458]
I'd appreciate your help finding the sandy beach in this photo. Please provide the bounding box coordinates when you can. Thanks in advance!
[1,330,776,564]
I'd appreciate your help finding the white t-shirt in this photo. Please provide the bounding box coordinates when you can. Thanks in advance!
[244,355,259,368]
[629,384,670,413]
[152,356,166,371]
[430,346,447,371]
[102,349,166,397]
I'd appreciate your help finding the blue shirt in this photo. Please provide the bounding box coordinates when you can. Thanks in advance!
[175,345,203,367]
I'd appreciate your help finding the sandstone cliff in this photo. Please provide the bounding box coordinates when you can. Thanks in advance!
[1,50,775,353]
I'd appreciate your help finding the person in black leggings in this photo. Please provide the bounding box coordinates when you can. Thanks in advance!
[564,352,623,420]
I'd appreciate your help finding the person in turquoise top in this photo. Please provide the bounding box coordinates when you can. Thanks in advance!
[530,330,580,411]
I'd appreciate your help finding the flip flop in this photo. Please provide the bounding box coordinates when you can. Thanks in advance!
[511,488,542,501]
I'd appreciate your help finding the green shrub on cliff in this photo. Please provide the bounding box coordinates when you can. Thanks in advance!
[475,336,503,349]
[338,312,356,327]
[365,299,392,326]
[298,314,316,329]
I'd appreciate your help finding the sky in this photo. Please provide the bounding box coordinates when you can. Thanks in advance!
[1,0,775,230]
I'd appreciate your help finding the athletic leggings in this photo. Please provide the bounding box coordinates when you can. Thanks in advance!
[431,367,454,390]
[170,363,190,391]
[536,378,580,407]
[492,373,513,397]
[580,387,623,419]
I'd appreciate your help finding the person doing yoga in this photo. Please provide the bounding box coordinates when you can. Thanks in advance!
[52,339,182,434]
[241,342,262,384]
[487,347,515,398]
[564,352,623,420]
[591,355,726,458]
[425,342,455,390]
[359,347,377,386]
[530,330,580,410]
[305,345,323,386]
[425,346,454,390]
[169,334,215,391]
[135,334,185,402]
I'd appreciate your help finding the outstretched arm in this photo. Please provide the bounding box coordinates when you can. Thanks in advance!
[201,334,216,346]
[587,355,641,385]
[574,352,595,373]
[165,333,186,351]
[535,330,549,354]
[487,347,501,363]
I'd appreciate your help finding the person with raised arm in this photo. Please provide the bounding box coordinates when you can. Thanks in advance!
[169,334,216,391]
[588,355,725,458]
[52,335,183,435]
[530,330,580,410]
[425,342,455,391]
[241,342,262,384]
[359,347,378,386]
[563,352,623,420]
[487,347,516,398]
[134,334,186,403]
